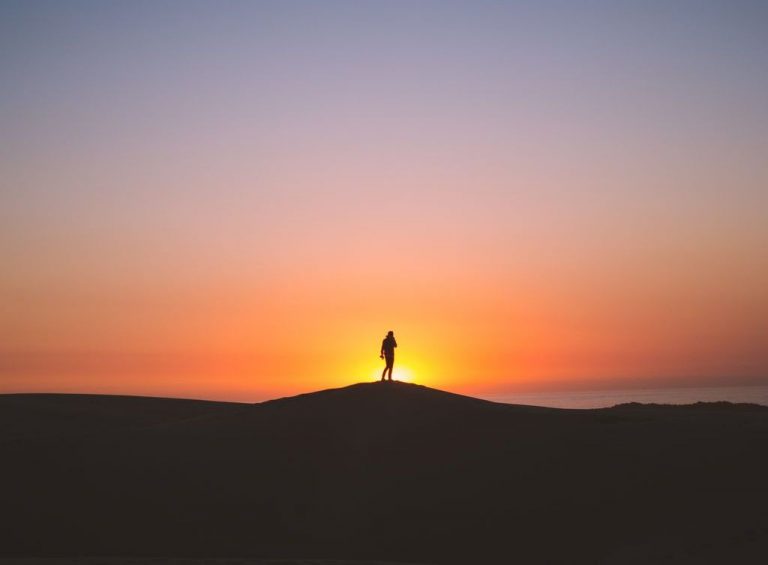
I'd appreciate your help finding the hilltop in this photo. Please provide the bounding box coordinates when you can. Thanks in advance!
[2,382,768,564]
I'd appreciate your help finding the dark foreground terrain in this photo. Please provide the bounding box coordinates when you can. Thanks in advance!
[2,383,768,564]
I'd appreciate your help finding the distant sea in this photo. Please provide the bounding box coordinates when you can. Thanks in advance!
[488,384,768,409]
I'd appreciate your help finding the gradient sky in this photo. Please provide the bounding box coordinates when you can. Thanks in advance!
[2,0,767,401]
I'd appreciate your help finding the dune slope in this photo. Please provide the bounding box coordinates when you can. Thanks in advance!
[2,382,768,564]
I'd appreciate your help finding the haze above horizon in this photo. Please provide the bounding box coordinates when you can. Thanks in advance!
[2,1,767,401]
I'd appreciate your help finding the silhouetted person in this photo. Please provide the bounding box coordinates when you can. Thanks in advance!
[380,330,397,381]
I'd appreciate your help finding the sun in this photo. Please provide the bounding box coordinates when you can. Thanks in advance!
[369,365,415,383]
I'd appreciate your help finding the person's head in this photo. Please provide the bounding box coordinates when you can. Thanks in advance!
[387,330,394,337]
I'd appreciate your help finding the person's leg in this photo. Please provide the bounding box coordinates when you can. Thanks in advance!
[386,357,394,380]
[381,365,387,381]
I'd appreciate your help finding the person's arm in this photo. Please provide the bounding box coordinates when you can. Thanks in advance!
[380,341,385,358]
[393,338,397,348]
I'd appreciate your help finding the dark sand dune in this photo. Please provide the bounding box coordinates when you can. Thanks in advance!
[2,382,768,564]
[0,394,245,441]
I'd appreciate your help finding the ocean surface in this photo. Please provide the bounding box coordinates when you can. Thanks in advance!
[487,385,768,409]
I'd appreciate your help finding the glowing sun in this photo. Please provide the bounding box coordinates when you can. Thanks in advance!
[369,365,415,383]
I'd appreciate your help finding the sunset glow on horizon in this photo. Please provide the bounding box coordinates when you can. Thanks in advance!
[2,1,767,402]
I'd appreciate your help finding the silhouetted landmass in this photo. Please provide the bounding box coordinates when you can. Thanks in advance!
[612,400,768,411]
[2,382,768,564]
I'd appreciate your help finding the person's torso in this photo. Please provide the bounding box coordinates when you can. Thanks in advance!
[382,337,396,355]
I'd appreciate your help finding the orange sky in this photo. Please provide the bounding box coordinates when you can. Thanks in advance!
[2,2,767,401]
